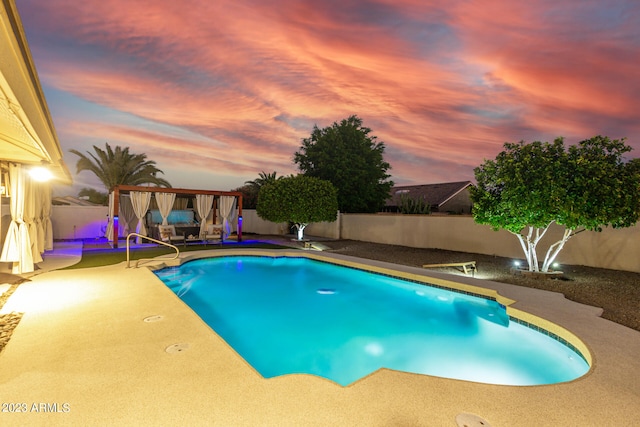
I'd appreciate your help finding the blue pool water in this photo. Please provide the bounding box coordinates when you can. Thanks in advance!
[154,256,590,386]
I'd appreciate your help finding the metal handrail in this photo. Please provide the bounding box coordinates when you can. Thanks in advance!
[126,232,180,268]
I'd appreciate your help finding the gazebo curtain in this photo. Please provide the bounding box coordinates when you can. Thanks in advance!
[195,194,214,237]
[227,201,237,229]
[106,191,115,242]
[119,195,137,236]
[219,196,236,239]
[130,191,151,243]
[0,164,34,273]
[174,198,188,210]
[156,192,175,225]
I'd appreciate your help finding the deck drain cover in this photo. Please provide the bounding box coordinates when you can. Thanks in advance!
[165,343,190,354]
[456,413,491,427]
[143,315,164,323]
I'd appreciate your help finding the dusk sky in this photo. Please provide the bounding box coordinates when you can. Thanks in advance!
[16,0,640,194]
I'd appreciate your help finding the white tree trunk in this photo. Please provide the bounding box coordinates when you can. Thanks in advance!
[541,228,574,272]
[513,223,553,271]
[515,233,532,269]
[294,223,307,240]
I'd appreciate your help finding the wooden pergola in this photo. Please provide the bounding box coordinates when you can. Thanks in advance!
[110,185,243,248]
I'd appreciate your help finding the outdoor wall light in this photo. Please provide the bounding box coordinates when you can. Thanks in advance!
[513,260,521,267]
[29,165,53,182]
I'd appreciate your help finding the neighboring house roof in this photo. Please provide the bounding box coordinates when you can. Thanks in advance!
[52,196,99,206]
[386,181,472,209]
[0,0,72,183]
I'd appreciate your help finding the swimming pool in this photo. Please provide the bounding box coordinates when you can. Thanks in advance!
[154,253,590,386]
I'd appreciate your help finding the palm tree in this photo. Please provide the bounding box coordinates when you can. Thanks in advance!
[70,143,171,191]
[245,171,281,190]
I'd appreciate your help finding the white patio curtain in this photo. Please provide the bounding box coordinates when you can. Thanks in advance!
[41,183,53,251]
[25,178,43,264]
[195,194,214,237]
[119,195,137,236]
[219,196,236,239]
[130,191,151,243]
[35,184,46,253]
[0,164,34,273]
[106,191,114,241]
[33,184,45,258]
[174,198,188,210]
[227,202,237,233]
[155,192,175,225]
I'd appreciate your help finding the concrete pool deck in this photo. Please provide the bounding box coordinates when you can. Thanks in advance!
[0,243,639,426]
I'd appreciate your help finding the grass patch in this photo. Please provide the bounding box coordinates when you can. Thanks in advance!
[62,242,294,270]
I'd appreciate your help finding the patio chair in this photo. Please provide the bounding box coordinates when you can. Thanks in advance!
[201,224,223,245]
[158,225,186,246]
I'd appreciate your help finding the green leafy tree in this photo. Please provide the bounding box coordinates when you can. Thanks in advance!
[78,187,108,205]
[293,115,393,213]
[256,175,338,240]
[470,136,640,272]
[70,143,171,191]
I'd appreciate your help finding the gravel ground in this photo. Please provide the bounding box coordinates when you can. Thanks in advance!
[320,239,640,332]
[0,282,25,353]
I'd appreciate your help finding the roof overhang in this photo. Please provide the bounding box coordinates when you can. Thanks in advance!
[0,0,72,184]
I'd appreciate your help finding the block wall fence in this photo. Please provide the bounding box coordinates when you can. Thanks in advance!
[36,206,640,273]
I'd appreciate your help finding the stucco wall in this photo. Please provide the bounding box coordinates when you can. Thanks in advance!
[45,206,640,273]
[304,212,341,239]
[240,210,287,235]
[305,212,640,273]
[48,207,287,239]
[51,205,109,240]
[331,213,640,273]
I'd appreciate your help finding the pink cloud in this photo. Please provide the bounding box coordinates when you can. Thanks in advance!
[450,1,639,133]
[17,0,640,190]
